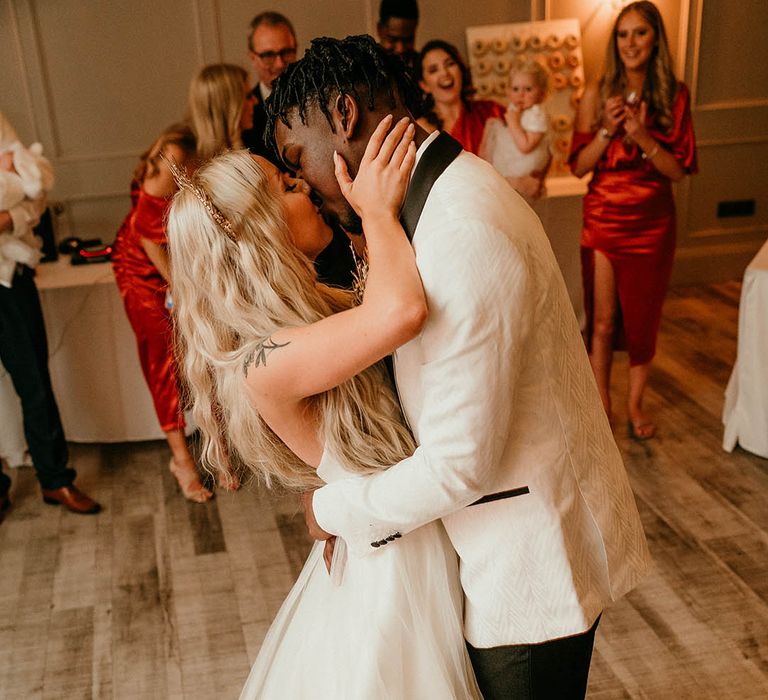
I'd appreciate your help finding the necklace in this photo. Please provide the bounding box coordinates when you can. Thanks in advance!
[349,242,369,305]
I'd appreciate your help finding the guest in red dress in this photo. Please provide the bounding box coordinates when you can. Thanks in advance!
[416,40,545,200]
[112,64,254,501]
[570,1,697,440]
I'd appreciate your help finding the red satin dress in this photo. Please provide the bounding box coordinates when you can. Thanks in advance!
[570,82,697,365]
[450,99,505,155]
[111,182,185,432]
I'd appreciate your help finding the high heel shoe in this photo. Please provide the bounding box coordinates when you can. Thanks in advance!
[169,458,214,503]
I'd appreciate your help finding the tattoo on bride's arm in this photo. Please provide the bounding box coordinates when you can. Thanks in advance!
[243,337,291,376]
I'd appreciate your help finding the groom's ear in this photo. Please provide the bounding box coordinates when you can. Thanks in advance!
[331,93,360,141]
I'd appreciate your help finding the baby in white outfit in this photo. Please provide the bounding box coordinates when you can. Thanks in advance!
[480,59,550,180]
[0,141,54,287]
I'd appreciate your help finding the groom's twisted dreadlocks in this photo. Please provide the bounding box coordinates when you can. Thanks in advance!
[265,34,423,150]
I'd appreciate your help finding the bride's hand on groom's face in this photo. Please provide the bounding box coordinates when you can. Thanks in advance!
[333,114,416,221]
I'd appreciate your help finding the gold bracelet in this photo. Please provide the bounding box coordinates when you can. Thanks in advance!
[641,143,660,160]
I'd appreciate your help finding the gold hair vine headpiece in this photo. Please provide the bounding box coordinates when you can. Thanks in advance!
[161,154,237,242]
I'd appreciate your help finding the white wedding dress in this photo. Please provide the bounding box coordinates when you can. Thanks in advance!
[239,450,481,699]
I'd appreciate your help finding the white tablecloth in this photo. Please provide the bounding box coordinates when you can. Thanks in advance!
[534,176,587,330]
[723,238,768,458]
[0,259,169,447]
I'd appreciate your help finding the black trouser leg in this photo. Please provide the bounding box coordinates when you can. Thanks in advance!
[0,267,73,490]
[467,615,600,700]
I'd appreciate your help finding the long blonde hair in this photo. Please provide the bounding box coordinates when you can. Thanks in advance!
[189,64,248,161]
[133,122,196,183]
[167,150,415,490]
[600,1,677,132]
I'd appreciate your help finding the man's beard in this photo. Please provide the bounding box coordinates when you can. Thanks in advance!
[326,206,363,235]
[340,210,363,235]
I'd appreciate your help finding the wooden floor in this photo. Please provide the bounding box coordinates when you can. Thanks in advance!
[0,281,766,699]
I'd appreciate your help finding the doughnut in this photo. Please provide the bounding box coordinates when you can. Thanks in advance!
[476,80,493,97]
[564,34,579,49]
[551,114,573,132]
[494,57,510,75]
[570,90,583,109]
[491,37,509,54]
[569,73,584,88]
[527,34,543,51]
[545,34,563,50]
[548,51,565,70]
[566,53,580,69]
[551,72,568,90]
[471,39,490,57]
[494,80,508,97]
[474,59,492,76]
[511,35,525,52]
[555,137,571,153]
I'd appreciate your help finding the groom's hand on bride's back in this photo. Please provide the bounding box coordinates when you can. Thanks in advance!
[301,490,336,573]
[302,490,332,540]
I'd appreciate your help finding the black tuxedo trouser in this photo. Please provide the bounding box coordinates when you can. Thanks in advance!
[0,266,73,494]
[466,615,600,700]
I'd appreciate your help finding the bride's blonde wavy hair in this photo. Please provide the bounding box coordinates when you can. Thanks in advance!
[167,150,415,491]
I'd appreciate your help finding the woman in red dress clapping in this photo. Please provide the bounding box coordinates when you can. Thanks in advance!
[570,1,696,439]
[112,64,255,500]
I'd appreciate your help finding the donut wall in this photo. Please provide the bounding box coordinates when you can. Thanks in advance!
[466,19,584,177]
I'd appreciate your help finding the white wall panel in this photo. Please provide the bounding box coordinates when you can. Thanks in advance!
[696,0,768,107]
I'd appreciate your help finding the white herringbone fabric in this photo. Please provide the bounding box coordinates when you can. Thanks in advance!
[313,144,651,647]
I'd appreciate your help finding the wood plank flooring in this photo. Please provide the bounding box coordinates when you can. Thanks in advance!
[0,281,766,699]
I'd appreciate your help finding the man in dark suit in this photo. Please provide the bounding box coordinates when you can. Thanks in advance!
[242,12,298,163]
[376,0,420,71]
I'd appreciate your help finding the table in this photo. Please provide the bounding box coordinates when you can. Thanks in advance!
[722,238,768,459]
[1,259,171,447]
[534,175,587,329]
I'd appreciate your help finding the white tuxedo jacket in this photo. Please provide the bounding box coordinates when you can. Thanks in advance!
[314,138,650,647]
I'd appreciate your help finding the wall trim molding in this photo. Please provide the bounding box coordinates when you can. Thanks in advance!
[688,224,767,240]
[688,0,703,104]
[696,135,768,148]
[57,151,143,165]
[27,0,61,156]
[675,239,765,259]
[695,98,768,113]
[7,0,38,142]
[191,0,206,65]
[64,191,127,203]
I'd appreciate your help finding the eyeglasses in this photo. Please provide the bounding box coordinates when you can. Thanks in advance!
[252,47,297,65]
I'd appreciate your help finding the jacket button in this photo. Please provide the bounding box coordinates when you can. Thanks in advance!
[379,539,388,546]
[394,532,402,538]
[371,541,381,548]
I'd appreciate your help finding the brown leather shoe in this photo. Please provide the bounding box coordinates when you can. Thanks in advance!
[41,485,101,514]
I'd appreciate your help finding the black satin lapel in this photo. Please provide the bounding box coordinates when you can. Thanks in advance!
[400,132,463,241]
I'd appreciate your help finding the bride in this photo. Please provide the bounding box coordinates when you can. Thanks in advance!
[166,116,480,698]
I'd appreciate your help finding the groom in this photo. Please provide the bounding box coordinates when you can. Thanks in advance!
[268,35,650,699]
